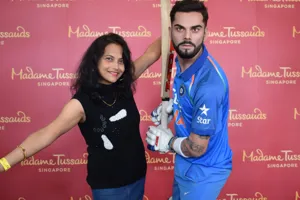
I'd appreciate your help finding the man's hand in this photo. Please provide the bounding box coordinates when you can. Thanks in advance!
[146,126,173,153]
[151,99,174,125]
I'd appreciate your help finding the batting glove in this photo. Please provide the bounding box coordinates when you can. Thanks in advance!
[151,99,174,125]
[146,125,174,153]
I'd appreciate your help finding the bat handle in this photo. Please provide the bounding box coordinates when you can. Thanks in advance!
[147,100,169,151]
[160,100,169,129]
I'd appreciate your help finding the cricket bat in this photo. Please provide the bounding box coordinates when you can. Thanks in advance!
[160,0,174,129]
[148,0,175,151]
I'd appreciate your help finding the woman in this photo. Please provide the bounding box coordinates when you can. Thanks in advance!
[0,33,161,200]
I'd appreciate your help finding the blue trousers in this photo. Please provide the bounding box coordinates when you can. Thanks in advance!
[172,158,231,200]
[92,177,145,200]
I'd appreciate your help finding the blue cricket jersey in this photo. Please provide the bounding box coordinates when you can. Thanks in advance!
[172,45,232,169]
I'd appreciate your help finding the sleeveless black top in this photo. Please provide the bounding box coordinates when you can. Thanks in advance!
[72,84,146,189]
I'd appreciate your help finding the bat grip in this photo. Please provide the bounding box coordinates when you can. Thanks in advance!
[160,100,169,129]
[147,100,169,151]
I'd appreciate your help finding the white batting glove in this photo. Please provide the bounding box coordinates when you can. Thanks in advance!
[151,99,174,125]
[146,126,173,153]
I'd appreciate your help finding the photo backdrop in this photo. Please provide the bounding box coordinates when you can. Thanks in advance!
[0,0,299,199]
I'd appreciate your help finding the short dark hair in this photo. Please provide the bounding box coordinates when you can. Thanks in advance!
[71,33,136,98]
[170,0,209,27]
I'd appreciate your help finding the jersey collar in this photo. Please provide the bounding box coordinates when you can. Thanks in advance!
[175,44,208,82]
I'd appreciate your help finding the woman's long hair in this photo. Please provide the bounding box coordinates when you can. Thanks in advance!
[71,33,136,98]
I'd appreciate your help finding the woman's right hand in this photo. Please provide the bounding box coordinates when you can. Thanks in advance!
[0,164,4,173]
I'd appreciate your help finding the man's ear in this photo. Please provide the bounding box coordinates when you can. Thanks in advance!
[204,27,208,41]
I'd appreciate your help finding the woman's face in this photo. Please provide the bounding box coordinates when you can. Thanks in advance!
[98,43,125,85]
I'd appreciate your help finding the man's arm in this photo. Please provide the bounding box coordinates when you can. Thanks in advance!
[133,37,161,80]
[146,84,224,156]
[170,133,209,158]
[181,134,210,157]
[170,84,223,158]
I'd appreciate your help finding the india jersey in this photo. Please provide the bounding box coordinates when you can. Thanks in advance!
[172,45,232,169]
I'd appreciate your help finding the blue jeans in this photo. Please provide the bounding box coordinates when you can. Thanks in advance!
[92,177,145,200]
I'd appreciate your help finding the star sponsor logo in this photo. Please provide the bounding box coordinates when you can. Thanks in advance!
[200,104,209,116]
[197,104,211,125]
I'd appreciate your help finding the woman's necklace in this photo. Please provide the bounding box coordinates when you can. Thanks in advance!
[100,96,117,107]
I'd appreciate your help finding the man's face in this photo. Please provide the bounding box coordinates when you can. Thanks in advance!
[170,12,206,59]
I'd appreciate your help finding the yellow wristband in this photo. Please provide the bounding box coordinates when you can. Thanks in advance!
[0,158,11,171]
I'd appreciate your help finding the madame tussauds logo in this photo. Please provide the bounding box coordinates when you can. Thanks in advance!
[0,111,31,131]
[140,67,176,86]
[143,196,149,200]
[296,191,300,200]
[10,0,75,9]
[139,110,152,122]
[208,26,265,45]
[70,195,92,200]
[228,108,267,128]
[70,195,149,200]
[11,66,77,87]
[0,111,30,131]
[0,111,31,123]
[240,0,297,9]
[294,108,300,120]
[145,151,174,171]
[68,25,152,38]
[293,26,300,38]
[241,65,300,85]
[10,0,75,2]
[242,149,300,168]
[21,153,88,173]
[151,0,208,8]
[140,69,162,86]
[217,192,267,200]
[0,26,30,39]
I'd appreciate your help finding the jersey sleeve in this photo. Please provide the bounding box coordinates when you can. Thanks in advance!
[191,85,223,136]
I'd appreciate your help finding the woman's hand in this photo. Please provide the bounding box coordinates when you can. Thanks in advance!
[0,163,5,173]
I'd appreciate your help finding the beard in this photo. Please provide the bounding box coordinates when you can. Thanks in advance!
[172,40,203,59]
